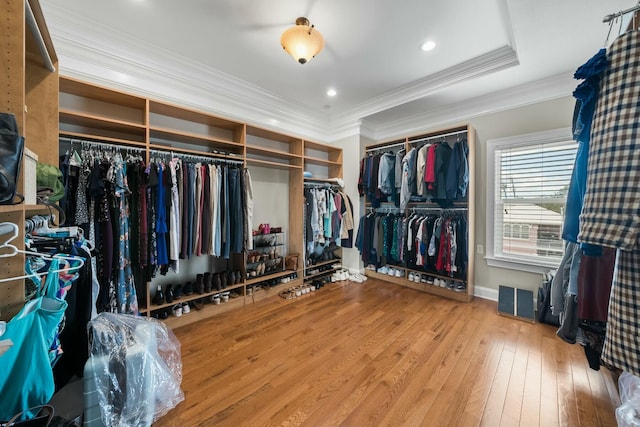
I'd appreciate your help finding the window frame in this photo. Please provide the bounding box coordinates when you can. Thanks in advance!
[485,127,573,273]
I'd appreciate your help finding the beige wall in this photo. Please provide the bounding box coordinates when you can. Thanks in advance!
[469,96,574,295]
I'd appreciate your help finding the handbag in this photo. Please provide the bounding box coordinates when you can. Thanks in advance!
[0,259,67,421]
[0,113,25,205]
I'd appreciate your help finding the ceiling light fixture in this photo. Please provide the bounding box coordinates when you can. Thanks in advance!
[327,88,337,97]
[280,17,324,64]
[420,40,436,52]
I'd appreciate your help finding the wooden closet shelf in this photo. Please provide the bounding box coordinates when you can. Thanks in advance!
[246,145,303,160]
[59,131,147,148]
[149,101,244,130]
[59,110,146,132]
[303,140,339,152]
[149,126,243,148]
[303,156,341,167]
[246,158,302,170]
[147,143,244,161]
[60,77,147,109]
[245,269,295,286]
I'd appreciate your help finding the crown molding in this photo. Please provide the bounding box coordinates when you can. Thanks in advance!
[364,72,575,141]
[43,5,331,141]
[329,45,520,129]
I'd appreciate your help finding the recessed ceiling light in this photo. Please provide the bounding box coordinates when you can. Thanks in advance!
[420,40,436,52]
[327,88,337,97]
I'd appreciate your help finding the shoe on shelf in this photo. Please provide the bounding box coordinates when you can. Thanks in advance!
[172,304,182,317]
[203,272,212,293]
[165,284,175,303]
[387,267,395,276]
[183,281,194,296]
[455,282,466,292]
[349,273,364,283]
[173,283,183,299]
[395,269,403,278]
[408,272,415,282]
[182,302,191,314]
[421,274,428,283]
[377,266,389,274]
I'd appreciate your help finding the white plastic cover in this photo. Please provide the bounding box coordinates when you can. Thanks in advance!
[87,313,184,427]
[617,371,640,427]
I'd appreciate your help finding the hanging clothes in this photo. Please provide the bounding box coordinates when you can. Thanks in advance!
[574,30,640,376]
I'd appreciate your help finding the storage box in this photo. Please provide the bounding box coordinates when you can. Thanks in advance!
[23,148,38,205]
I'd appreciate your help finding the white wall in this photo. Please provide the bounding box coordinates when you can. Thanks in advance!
[467,96,575,296]
[249,165,290,233]
[332,133,364,273]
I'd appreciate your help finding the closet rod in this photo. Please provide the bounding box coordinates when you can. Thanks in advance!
[410,206,468,212]
[365,140,406,153]
[59,137,146,153]
[25,0,55,72]
[409,129,468,145]
[149,148,244,165]
[304,182,341,189]
[603,4,640,22]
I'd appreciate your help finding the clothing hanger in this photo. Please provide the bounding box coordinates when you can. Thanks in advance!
[0,222,19,257]
[0,222,85,283]
[0,251,85,284]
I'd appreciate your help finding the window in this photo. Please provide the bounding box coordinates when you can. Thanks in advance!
[486,128,576,271]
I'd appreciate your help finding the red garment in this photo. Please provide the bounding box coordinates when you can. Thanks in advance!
[425,144,437,190]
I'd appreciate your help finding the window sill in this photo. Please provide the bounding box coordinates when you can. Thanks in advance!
[484,255,558,274]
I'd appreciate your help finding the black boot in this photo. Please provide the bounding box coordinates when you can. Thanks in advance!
[165,284,174,303]
[195,274,204,294]
[214,273,222,291]
[204,272,212,293]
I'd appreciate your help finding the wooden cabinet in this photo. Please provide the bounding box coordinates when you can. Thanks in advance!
[362,125,476,303]
[0,0,59,320]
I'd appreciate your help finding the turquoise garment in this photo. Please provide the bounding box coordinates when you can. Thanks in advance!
[0,259,67,420]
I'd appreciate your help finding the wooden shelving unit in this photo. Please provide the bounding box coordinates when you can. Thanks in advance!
[0,0,59,321]
[362,124,476,303]
[54,76,342,327]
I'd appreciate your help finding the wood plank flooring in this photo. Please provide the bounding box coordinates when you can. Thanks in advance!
[153,278,619,427]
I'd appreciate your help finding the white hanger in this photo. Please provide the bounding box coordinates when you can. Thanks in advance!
[0,222,85,284]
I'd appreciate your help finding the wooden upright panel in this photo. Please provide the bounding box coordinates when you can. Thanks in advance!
[1,0,26,127]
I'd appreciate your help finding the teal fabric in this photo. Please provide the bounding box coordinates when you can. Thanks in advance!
[0,259,67,420]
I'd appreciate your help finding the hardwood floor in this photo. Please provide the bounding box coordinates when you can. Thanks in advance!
[153,278,620,427]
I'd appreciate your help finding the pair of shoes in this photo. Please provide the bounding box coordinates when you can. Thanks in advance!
[348,273,366,283]
[434,278,446,287]
[408,272,418,282]
[331,269,349,282]
[388,268,404,278]
[377,266,389,274]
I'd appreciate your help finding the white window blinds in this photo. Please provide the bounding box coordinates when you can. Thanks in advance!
[493,140,577,264]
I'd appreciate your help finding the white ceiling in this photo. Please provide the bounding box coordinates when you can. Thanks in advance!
[40,0,632,142]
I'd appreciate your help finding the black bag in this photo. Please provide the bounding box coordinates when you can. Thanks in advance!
[0,113,25,205]
[537,276,560,326]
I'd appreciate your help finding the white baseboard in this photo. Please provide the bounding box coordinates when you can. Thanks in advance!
[474,285,499,301]
[474,285,538,307]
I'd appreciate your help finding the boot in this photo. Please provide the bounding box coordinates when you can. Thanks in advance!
[227,271,235,287]
[203,272,212,293]
[183,281,194,296]
[220,272,228,289]
[165,284,174,303]
[214,273,222,291]
[195,274,204,294]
